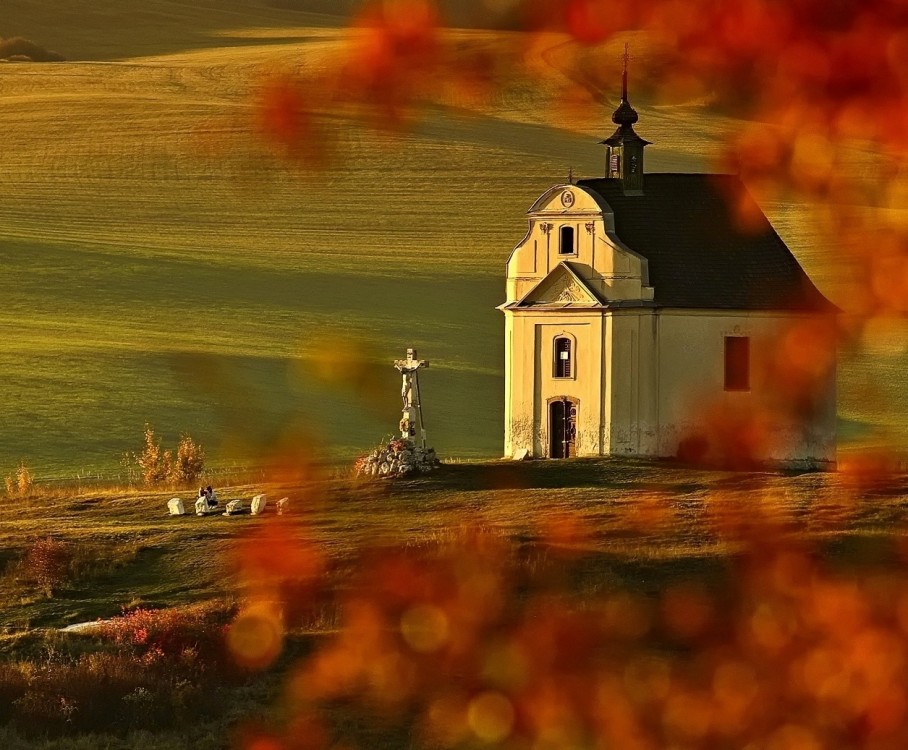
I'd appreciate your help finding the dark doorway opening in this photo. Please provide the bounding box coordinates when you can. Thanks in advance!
[549,398,577,458]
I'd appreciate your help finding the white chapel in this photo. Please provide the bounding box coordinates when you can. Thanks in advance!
[499,70,838,469]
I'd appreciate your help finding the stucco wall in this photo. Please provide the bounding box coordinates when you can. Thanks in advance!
[504,312,603,458]
[505,308,836,466]
[505,185,647,304]
[651,311,836,465]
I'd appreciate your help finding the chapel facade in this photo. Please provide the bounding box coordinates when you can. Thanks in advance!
[499,71,838,468]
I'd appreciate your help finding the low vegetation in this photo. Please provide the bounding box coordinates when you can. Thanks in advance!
[131,425,205,487]
[1,459,907,747]
[4,463,33,499]
[6,537,142,599]
[0,602,239,738]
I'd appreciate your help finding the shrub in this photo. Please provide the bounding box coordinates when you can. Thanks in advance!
[9,651,207,736]
[136,425,171,486]
[0,37,64,62]
[0,663,28,723]
[2,603,239,737]
[9,540,141,599]
[4,462,34,498]
[23,538,73,596]
[96,602,235,672]
[170,434,205,485]
[135,426,205,486]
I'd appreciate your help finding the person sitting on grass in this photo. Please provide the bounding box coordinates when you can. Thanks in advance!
[206,485,218,507]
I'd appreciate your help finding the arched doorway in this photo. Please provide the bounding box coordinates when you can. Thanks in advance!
[549,398,577,458]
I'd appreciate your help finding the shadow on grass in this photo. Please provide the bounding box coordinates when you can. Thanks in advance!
[395,458,729,494]
[17,545,231,628]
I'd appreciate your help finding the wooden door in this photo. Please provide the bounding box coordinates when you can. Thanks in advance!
[549,398,577,458]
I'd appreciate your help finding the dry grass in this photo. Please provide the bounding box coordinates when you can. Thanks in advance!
[1,458,906,629]
[0,458,905,746]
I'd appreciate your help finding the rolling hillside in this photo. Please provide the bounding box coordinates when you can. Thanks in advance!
[0,2,903,478]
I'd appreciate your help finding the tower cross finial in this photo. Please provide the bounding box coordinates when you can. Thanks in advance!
[622,43,630,101]
[568,166,574,184]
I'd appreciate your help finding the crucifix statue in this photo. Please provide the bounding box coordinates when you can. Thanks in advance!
[394,348,430,449]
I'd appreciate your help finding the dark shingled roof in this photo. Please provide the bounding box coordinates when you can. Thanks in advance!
[577,174,837,312]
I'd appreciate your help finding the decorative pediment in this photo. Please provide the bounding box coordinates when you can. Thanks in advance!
[516,262,605,308]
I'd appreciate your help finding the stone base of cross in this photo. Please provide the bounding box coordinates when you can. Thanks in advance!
[394,348,429,449]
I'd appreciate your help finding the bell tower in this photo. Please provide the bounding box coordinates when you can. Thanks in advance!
[601,45,650,196]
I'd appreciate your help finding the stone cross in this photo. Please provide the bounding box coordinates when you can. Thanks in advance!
[394,348,429,449]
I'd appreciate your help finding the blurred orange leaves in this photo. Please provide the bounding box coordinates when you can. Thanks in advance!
[233,2,908,744]
[256,74,332,168]
[224,503,908,748]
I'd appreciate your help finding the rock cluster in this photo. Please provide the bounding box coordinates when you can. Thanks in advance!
[354,438,439,479]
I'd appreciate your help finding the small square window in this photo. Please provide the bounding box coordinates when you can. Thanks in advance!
[724,336,750,391]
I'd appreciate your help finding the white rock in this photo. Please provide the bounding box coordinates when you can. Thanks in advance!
[168,498,185,516]
[251,494,268,515]
[224,499,243,515]
[276,497,289,515]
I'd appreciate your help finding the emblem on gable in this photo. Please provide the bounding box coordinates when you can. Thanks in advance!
[515,263,602,308]
[547,275,586,303]
[556,281,585,302]
[560,190,575,208]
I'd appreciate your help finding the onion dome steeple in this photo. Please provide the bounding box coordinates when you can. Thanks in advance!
[600,45,650,195]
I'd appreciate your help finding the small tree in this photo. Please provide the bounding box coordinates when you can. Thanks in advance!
[24,538,73,596]
[4,462,34,498]
[169,434,205,485]
[137,425,171,486]
[135,426,204,486]
[17,463,33,496]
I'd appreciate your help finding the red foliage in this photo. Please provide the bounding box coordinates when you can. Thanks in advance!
[97,601,233,667]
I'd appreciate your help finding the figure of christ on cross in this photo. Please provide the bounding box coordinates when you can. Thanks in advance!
[394,348,429,449]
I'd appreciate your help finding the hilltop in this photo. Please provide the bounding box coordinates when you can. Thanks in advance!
[1,0,523,61]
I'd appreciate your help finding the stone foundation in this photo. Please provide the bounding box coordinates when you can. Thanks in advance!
[354,438,439,479]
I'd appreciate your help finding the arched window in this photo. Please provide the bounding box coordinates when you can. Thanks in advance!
[554,337,572,378]
[559,225,575,255]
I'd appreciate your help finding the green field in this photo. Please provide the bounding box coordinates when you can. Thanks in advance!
[1,1,906,479]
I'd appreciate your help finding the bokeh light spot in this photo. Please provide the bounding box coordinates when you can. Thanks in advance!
[467,691,515,743]
[401,604,450,653]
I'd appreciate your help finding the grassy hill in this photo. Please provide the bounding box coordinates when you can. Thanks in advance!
[0,2,904,479]
[2,461,908,747]
[2,0,523,61]
[1,0,344,60]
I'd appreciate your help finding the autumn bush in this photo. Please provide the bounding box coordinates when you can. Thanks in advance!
[4,462,34,498]
[96,601,234,667]
[21,538,73,597]
[9,538,142,598]
[171,434,206,485]
[134,425,205,486]
[0,602,238,737]
[232,514,908,750]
